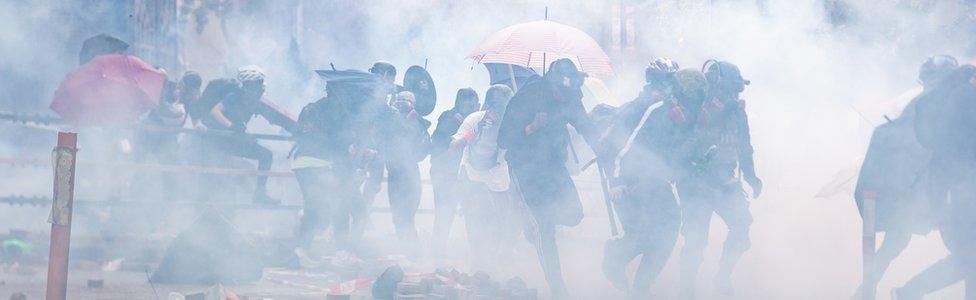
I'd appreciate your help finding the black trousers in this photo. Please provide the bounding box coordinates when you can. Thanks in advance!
[509,163,582,296]
[208,136,273,196]
[294,166,361,250]
[608,181,681,296]
[387,161,422,240]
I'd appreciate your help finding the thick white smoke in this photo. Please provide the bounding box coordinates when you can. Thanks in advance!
[0,0,974,299]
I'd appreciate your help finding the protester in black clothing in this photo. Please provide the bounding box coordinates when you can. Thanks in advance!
[206,65,298,205]
[599,58,683,298]
[430,88,480,251]
[674,62,760,298]
[189,78,238,129]
[177,72,203,109]
[360,61,400,214]
[854,55,957,298]
[292,81,370,253]
[896,61,976,300]
[497,58,597,298]
[381,91,431,242]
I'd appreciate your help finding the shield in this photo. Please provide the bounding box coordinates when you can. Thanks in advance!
[50,54,167,126]
[403,65,436,116]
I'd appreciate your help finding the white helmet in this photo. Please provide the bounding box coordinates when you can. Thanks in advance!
[237,65,266,83]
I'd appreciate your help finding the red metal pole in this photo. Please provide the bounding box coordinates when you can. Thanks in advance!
[46,132,77,300]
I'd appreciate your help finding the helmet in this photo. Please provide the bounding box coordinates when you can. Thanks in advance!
[703,60,749,94]
[919,55,958,86]
[645,57,679,83]
[674,68,708,104]
[546,58,587,89]
[237,65,266,83]
[369,61,397,79]
[483,84,514,110]
[180,71,202,90]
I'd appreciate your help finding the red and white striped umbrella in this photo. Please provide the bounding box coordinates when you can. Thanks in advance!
[469,20,614,76]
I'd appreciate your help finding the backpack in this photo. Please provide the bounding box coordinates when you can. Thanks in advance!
[466,113,501,171]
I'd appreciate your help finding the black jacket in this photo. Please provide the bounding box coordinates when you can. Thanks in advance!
[429,109,467,178]
[294,96,357,169]
[498,77,596,169]
[381,109,431,165]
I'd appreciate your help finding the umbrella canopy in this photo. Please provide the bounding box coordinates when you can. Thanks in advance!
[484,63,538,90]
[469,20,613,76]
[314,69,388,100]
[78,34,129,66]
[50,54,167,126]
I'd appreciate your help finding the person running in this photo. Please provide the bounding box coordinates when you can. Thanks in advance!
[498,58,597,298]
[430,88,480,253]
[205,65,298,204]
[599,58,683,298]
[451,84,518,271]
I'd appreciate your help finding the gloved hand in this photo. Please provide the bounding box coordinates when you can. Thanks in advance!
[609,185,627,201]
[745,174,763,198]
[525,112,548,134]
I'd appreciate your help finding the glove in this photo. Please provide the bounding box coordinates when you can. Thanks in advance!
[745,174,763,198]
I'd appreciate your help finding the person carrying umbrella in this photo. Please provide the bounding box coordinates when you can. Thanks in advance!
[498,58,597,298]
[205,65,298,205]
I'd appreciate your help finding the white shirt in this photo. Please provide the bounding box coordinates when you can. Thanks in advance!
[453,111,510,192]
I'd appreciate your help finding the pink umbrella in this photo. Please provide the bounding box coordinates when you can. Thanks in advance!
[50,54,167,126]
[469,20,614,76]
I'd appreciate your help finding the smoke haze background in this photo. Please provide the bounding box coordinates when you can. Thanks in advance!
[1,0,975,299]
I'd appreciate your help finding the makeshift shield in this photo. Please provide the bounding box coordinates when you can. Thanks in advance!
[403,65,436,116]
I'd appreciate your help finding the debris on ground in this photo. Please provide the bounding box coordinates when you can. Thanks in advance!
[366,265,537,300]
[168,284,243,300]
[371,265,404,299]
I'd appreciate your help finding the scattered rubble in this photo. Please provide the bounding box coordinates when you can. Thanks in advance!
[369,265,537,300]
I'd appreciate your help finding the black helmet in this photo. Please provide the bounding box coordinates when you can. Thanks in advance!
[545,58,588,88]
[918,55,958,86]
[703,60,750,94]
[369,61,397,81]
[645,57,679,84]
